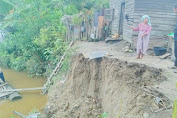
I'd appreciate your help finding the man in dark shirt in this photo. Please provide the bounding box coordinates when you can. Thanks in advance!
[173,4,177,68]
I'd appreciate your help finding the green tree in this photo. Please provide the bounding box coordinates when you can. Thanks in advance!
[0,0,109,75]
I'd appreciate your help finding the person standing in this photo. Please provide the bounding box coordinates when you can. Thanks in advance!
[173,4,177,68]
[130,15,152,59]
[0,68,5,84]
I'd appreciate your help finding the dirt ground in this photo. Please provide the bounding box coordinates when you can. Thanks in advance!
[43,40,177,118]
[75,41,177,101]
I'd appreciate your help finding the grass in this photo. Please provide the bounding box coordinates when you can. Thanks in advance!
[173,99,177,118]
[117,97,123,118]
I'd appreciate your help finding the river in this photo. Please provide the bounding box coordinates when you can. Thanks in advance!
[0,68,47,118]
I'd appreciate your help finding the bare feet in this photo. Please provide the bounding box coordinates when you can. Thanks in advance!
[136,57,140,59]
[141,54,144,59]
[137,53,141,59]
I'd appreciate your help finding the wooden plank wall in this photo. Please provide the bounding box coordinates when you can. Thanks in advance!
[110,0,135,42]
[123,0,135,43]
[110,0,121,35]
[132,0,177,48]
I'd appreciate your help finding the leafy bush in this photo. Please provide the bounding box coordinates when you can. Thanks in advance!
[0,0,109,76]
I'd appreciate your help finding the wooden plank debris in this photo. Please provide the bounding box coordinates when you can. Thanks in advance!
[13,111,40,118]
[0,92,13,98]
[105,37,122,43]
[0,87,44,93]
[13,111,26,118]
[159,53,171,59]
[9,93,22,101]
[154,105,172,113]
[141,86,171,113]
[0,82,22,101]
[0,83,8,87]
[43,40,74,94]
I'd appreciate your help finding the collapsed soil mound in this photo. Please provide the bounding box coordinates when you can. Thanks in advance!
[44,53,171,118]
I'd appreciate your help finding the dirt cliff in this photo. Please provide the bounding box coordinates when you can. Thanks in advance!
[44,53,172,118]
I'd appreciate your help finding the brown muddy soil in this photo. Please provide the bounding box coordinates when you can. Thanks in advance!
[43,53,172,118]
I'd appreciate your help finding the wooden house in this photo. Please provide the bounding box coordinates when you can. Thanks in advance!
[108,0,177,48]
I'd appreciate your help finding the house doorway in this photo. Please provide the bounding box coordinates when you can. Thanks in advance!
[118,2,125,35]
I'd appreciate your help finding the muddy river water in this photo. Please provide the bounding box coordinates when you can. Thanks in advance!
[0,68,47,118]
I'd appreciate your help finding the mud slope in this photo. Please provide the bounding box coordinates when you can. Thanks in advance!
[44,53,171,118]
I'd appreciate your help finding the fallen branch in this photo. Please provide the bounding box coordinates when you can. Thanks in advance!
[154,105,172,113]
[142,86,171,113]
[147,102,154,112]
